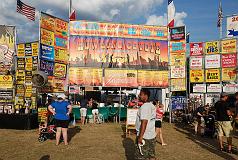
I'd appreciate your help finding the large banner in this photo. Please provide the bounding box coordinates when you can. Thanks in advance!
[171,78,186,91]
[0,25,15,74]
[205,41,219,54]
[221,39,237,53]
[227,16,238,37]
[40,12,69,93]
[69,68,102,86]
[190,56,203,69]
[104,69,137,87]
[222,68,236,81]
[205,54,220,69]
[205,69,220,82]
[190,70,204,83]
[222,54,237,68]
[70,21,168,40]
[190,42,203,56]
[137,70,168,87]
[69,36,168,69]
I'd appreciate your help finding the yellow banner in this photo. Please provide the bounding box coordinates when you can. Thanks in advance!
[205,69,220,82]
[16,70,25,84]
[205,41,219,54]
[40,13,55,31]
[25,84,32,97]
[32,42,39,56]
[137,70,168,87]
[69,68,103,86]
[54,63,67,78]
[190,70,204,83]
[170,53,186,66]
[221,39,237,53]
[53,78,65,93]
[17,44,25,57]
[171,79,186,91]
[0,75,13,88]
[40,28,54,46]
[55,48,68,63]
[25,57,33,71]
[222,68,236,81]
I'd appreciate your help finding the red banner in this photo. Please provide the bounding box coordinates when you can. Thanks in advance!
[222,53,237,68]
[190,42,203,56]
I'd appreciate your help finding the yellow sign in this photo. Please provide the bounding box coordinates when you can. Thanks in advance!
[25,84,32,97]
[171,78,186,91]
[206,69,220,82]
[190,70,204,83]
[16,70,25,84]
[17,44,25,57]
[40,28,54,46]
[32,42,39,56]
[222,68,236,81]
[205,41,219,54]
[55,48,68,63]
[25,57,33,71]
[170,53,186,66]
[0,75,13,88]
[221,39,237,53]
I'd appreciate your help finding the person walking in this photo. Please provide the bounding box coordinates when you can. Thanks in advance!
[48,94,72,145]
[153,100,167,146]
[135,89,156,160]
[214,93,233,153]
[80,99,88,125]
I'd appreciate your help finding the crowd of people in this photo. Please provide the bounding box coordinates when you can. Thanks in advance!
[38,89,238,159]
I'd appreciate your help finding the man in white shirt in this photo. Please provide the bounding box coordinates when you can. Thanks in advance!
[135,89,156,160]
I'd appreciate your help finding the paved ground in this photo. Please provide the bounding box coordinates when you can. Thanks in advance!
[0,122,238,160]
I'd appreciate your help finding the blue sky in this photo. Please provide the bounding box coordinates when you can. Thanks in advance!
[0,0,237,43]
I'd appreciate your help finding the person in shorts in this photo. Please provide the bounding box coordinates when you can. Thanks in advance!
[80,99,88,125]
[92,100,99,123]
[48,94,72,145]
[135,89,156,160]
[215,93,233,153]
[153,100,167,146]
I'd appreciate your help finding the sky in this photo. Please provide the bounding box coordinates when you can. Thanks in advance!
[1,0,237,43]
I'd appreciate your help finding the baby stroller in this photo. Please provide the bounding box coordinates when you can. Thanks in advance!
[38,115,56,142]
[204,113,216,138]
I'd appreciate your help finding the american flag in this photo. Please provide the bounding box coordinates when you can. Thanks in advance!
[217,1,222,28]
[17,0,35,21]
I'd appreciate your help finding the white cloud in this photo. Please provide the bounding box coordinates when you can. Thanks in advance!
[0,0,167,42]
[175,12,187,26]
[146,11,188,26]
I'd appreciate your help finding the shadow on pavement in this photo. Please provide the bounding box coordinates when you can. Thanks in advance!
[68,126,81,143]
[121,124,135,160]
[174,123,237,160]
[39,155,50,160]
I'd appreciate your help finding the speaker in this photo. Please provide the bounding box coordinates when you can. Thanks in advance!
[32,71,48,87]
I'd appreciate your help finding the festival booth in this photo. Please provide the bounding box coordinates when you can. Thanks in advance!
[68,20,169,131]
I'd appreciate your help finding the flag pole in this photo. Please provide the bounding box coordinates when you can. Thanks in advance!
[69,0,72,21]
[219,0,223,39]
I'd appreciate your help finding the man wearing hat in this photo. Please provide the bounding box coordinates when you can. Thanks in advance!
[214,93,233,153]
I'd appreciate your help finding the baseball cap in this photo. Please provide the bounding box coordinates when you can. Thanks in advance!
[57,94,66,99]
[221,92,229,97]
